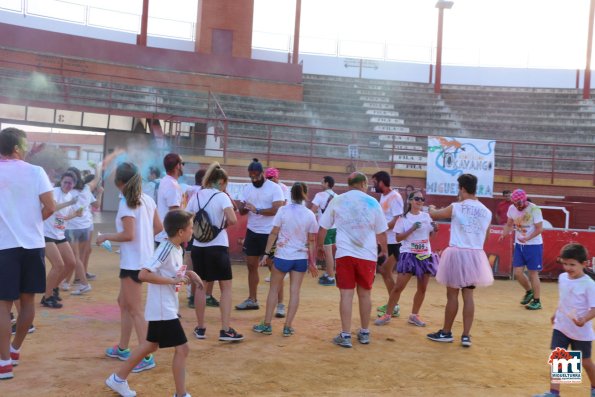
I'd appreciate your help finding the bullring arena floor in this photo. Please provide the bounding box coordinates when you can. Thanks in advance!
[3,248,590,397]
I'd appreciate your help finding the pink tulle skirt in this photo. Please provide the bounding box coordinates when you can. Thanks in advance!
[435,247,494,288]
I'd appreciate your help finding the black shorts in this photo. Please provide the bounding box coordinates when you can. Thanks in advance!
[147,318,187,348]
[119,269,142,284]
[388,243,401,259]
[191,246,232,282]
[0,247,46,300]
[243,229,269,257]
[551,329,592,359]
[45,236,68,244]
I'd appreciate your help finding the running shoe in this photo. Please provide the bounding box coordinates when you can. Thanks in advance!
[407,314,426,327]
[52,287,62,301]
[10,350,19,366]
[520,290,534,305]
[41,295,62,309]
[252,322,272,335]
[219,327,244,341]
[377,304,400,318]
[526,300,542,310]
[283,326,295,337]
[205,295,220,307]
[532,393,558,397]
[85,272,97,281]
[59,281,70,291]
[235,298,259,310]
[332,333,352,348]
[105,374,136,397]
[318,275,336,286]
[105,345,131,360]
[193,327,206,340]
[426,330,454,343]
[11,324,35,336]
[461,335,472,347]
[132,355,155,373]
[374,314,391,326]
[275,303,286,318]
[71,284,92,295]
[0,362,13,380]
[357,330,370,345]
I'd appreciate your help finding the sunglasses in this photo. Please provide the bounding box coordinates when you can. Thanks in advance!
[179,161,185,166]
[412,197,425,202]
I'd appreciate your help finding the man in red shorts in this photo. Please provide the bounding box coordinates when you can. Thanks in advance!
[318,172,388,348]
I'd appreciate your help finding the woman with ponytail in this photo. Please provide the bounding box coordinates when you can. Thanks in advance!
[252,182,319,337]
[97,162,163,372]
[186,162,244,341]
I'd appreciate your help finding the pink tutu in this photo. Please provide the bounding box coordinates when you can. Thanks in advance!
[435,247,494,288]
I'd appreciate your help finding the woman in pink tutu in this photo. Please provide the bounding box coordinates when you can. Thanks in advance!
[375,190,439,327]
[426,174,493,347]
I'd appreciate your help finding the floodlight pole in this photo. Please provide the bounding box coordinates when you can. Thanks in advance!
[292,0,302,64]
[583,0,595,99]
[434,1,453,95]
[137,0,149,46]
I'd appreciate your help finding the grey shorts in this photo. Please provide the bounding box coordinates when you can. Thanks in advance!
[65,227,92,243]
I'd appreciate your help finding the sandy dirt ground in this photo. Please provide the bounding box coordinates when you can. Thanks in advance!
[3,247,592,397]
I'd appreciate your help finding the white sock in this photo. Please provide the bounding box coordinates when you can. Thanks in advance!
[113,374,126,383]
[327,276,335,280]
[360,328,370,334]
[10,345,19,354]
[0,359,11,367]
[341,331,351,338]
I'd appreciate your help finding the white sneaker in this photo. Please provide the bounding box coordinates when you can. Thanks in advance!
[275,303,286,318]
[60,281,70,291]
[106,373,136,397]
[173,394,192,397]
[71,284,92,295]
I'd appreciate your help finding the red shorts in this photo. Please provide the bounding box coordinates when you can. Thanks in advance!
[335,256,376,290]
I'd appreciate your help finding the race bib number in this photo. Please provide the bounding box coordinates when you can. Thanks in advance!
[54,215,66,230]
[410,240,429,254]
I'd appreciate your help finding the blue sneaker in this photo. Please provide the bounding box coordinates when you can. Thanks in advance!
[105,345,131,361]
[132,355,156,373]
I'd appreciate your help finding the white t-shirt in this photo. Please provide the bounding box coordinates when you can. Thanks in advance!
[311,189,337,221]
[241,179,285,234]
[278,182,291,202]
[379,190,404,245]
[319,189,388,262]
[116,193,157,270]
[449,199,492,250]
[507,203,544,245]
[67,185,96,229]
[186,188,233,248]
[554,273,595,341]
[156,175,182,242]
[394,212,433,255]
[43,187,74,240]
[272,204,319,260]
[0,159,53,249]
[142,180,157,203]
[143,240,184,321]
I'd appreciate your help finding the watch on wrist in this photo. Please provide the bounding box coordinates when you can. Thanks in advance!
[255,208,260,215]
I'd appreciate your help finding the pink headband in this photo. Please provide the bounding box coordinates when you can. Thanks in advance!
[265,168,279,179]
[511,189,527,202]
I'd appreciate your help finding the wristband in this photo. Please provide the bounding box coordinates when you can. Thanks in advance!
[265,251,273,257]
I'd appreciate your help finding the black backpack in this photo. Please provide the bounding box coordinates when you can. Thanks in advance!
[192,192,225,243]
[320,192,334,214]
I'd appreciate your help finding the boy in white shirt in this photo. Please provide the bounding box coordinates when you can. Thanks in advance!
[533,244,595,397]
[106,210,203,397]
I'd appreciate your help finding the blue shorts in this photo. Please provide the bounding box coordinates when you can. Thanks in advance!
[513,244,543,271]
[0,247,46,300]
[274,258,307,273]
[551,329,591,359]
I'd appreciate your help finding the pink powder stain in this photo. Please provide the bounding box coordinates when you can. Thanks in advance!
[76,304,120,321]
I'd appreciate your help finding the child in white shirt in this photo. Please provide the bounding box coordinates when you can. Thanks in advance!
[106,210,203,397]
